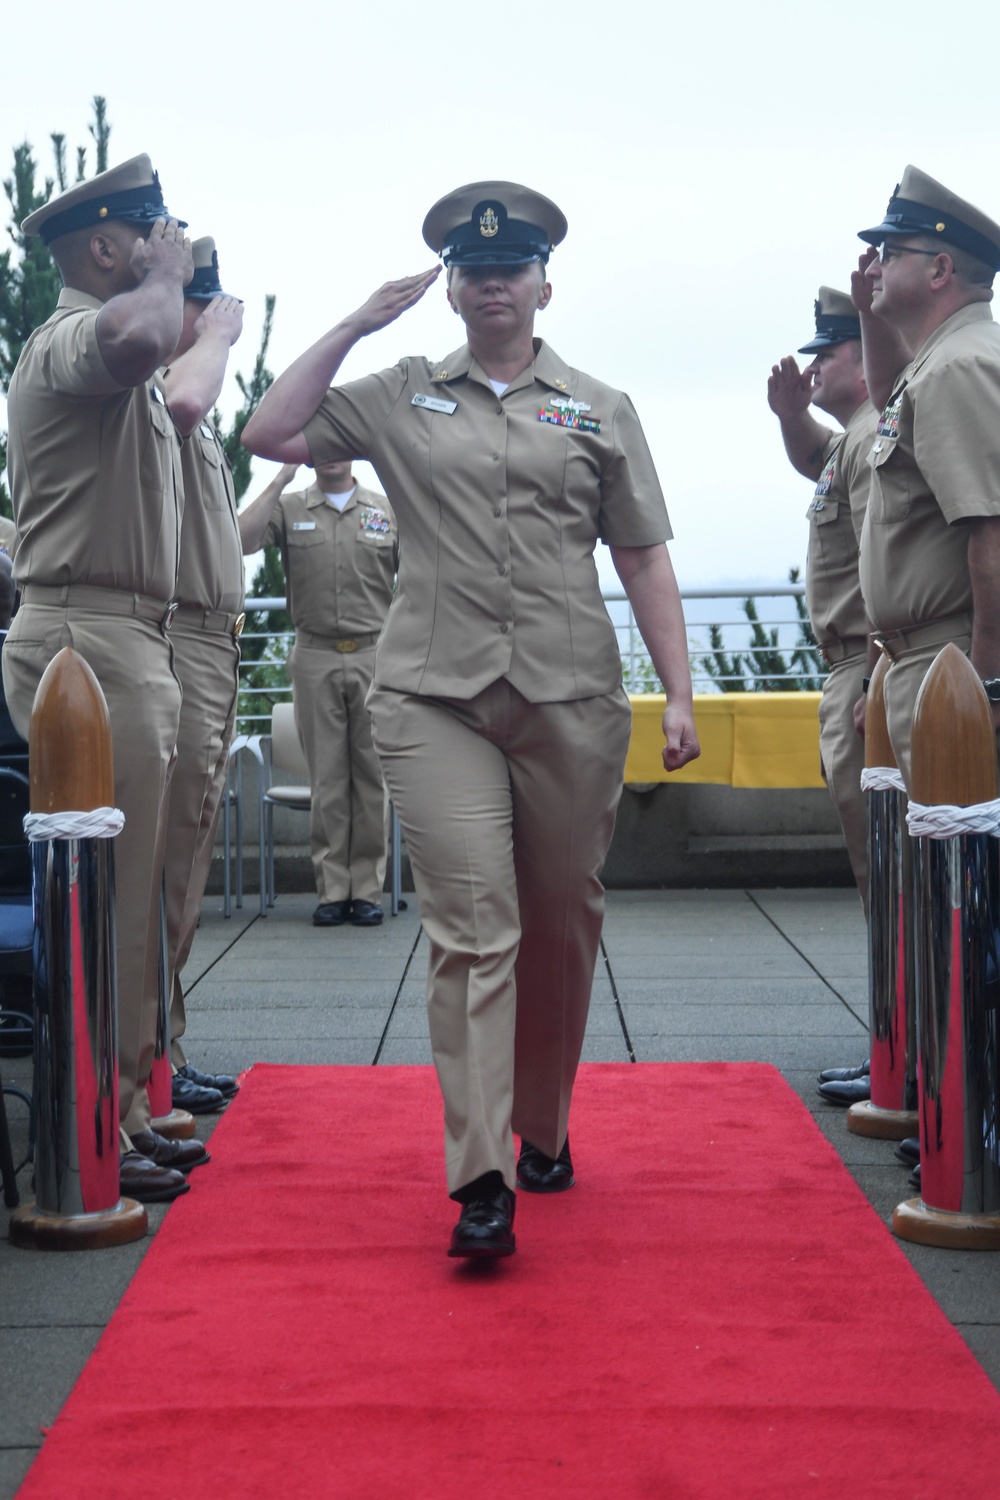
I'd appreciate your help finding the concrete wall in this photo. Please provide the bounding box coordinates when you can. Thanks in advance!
[208,757,855,896]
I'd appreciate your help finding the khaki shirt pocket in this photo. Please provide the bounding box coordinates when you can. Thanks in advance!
[196,429,224,506]
[867,440,909,523]
[140,398,176,497]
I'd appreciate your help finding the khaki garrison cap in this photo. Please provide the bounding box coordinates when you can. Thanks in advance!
[185,237,235,301]
[423,181,567,267]
[21,153,184,246]
[798,286,861,355]
[858,165,1000,271]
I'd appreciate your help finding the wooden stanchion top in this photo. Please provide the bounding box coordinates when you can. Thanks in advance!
[910,643,997,807]
[865,654,895,771]
[28,647,114,813]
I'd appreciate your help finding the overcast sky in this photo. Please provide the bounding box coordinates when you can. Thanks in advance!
[4,0,999,591]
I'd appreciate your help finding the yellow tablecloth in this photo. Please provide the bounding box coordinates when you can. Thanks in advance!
[625,693,824,789]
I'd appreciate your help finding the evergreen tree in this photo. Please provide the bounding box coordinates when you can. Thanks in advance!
[0,97,112,517]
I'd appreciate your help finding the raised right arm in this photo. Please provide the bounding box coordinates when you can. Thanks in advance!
[238,464,300,554]
[242,269,441,463]
[95,218,193,387]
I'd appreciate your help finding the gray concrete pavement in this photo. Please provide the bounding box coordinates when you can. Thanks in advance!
[2,886,998,1495]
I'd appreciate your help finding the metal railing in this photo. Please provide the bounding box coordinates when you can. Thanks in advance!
[235,585,826,730]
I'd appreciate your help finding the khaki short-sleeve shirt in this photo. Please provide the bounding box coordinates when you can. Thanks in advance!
[860,303,1000,632]
[303,339,670,701]
[161,398,244,613]
[805,401,876,647]
[6,288,181,599]
[262,483,396,637]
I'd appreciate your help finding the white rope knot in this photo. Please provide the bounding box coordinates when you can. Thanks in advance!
[906,797,1000,839]
[23,807,125,843]
[860,767,907,794]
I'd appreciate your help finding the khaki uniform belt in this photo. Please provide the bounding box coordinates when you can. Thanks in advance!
[173,603,246,639]
[296,629,381,653]
[21,583,177,630]
[873,612,973,663]
[818,635,868,667]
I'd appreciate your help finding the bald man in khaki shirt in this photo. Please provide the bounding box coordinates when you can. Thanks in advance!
[3,157,192,1201]
[239,462,397,924]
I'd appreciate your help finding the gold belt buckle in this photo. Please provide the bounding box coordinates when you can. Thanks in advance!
[233,612,246,639]
[873,633,898,663]
[335,638,358,653]
[162,602,178,632]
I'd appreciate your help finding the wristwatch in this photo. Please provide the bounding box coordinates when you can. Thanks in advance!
[981,678,1000,703]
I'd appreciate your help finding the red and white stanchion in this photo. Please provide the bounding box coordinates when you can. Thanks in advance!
[893,643,1000,1249]
[9,648,146,1249]
[848,655,918,1139]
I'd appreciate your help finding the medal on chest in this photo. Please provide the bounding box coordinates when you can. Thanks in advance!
[876,392,903,441]
[812,454,837,502]
[359,507,391,537]
[538,395,600,433]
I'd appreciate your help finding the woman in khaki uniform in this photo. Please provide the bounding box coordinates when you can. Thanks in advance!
[244,181,699,1259]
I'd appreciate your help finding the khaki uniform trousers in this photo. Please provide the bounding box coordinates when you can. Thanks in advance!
[290,638,386,906]
[2,602,181,1137]
[882,631,974,791]
[164,622,240,1066]
[818,655,869,906]
[368,678,633,1197]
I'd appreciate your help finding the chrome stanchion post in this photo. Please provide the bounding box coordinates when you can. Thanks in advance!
[893,643,1000,1249]
[848,655,918,1139]
[9,648,146,1250]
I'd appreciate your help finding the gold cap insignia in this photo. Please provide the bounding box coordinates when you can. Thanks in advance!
[936,222,946,232]
[555,380,568,390]
[479,207,499,238]
[99,206,108,218]
[434,371,448,380]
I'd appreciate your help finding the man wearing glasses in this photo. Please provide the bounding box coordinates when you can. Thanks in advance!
[853,165,1000,782]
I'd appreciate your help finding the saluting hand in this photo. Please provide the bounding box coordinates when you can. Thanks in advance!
[662,703,701,773]
[851,248,878,315]
[193,295,245,347]
[130,216,193,288]
[349,268,442,338]
[767,356,812,420]
[276,462,300,489]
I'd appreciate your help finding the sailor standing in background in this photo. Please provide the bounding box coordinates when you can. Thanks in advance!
[238,460,397,928]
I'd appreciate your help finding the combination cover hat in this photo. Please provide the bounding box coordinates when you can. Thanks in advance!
[21,153,184,246]
[798,286,861,354]
[858,165,1000,271]
[185,237,233,301]
[423,181,567,266]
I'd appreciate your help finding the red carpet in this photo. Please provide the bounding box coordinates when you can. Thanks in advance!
[17,1063,1000,1499]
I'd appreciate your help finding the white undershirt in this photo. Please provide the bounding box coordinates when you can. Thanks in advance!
[488,379,508,396]
[324,485,356,512]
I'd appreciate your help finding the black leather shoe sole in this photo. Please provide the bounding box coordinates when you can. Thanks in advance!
[818,1058,871,1083]
[817,1077,871,1107]
[350,902,383,927]
[313,901,351,927]
[895,1136,920,1168]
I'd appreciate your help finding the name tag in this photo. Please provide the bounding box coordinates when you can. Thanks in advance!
[292,521,317,531]
[412,393,457,415]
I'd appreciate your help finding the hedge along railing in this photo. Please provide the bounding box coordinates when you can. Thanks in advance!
[235,584,828,732]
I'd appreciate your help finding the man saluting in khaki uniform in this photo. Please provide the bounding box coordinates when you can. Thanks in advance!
[239,461,397,927]
[3,156,194,1202]
[854,167,1000,780]
[157,238,245,1115]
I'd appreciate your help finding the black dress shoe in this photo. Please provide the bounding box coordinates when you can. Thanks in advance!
[131,1129,210,1174]
[448,1173,516,1259]
[176,1062,239,1100]
[313,900,351,927]
[172,1073,226,1115]
[517,1136,574,1193]
[909,1162,921,1191]
[895,1136,920,1168]
[818,1057,871,1083]
[119,1150,190,1203]
[350,900,383,927]
[817,1077,871,1107]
